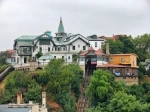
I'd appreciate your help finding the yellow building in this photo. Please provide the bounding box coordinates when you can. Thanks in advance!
[108,53,138,68]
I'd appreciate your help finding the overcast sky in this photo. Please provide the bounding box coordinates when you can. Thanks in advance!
[0,0,150,51]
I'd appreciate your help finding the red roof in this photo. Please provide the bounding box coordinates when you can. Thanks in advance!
[94,48,105,55]
[6,49,15,53]
[79,51,88,56]
[88,46,94,51]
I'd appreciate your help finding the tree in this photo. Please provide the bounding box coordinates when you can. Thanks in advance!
[0,71,42,104]
[24,81,42,103]
[35,51,43,59]
[103,39,124,54]
[118,35,136,53]
[107,91,150,112]
[86,69,114,106]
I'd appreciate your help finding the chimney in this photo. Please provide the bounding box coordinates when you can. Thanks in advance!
[106,43,110,55]
[42,92,46,108]
[17,93,22,105]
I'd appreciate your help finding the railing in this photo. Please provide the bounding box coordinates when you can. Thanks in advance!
[0,65,14,81]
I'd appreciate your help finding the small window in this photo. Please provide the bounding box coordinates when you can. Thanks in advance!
[63,48,65,51]
[48,47,50,51]
[68,56,70,59]
[62,56,64,59]
[55,47,57,51]
[54,56,56,59]
[120,58,125,62]
[78,45,80,48]
[43,59,46,61]
[72,46,75,50]
[58,48,60,51]
[83,46,86,50]
[109,58,113,61]
[39,47,42,52]
[95,42,97,47]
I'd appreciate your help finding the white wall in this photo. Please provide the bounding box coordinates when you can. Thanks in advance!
[71,39,89,52]
[89,40,104,50]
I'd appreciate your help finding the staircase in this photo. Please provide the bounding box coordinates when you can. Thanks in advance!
[77,74,91,112]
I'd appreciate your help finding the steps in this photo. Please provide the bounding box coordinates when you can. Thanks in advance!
[77,75,91,112]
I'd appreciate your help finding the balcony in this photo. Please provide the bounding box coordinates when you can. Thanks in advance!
[18,47,32,56]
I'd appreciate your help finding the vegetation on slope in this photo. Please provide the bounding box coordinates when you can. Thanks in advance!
[0,58,83,112]
[86,69,150,112]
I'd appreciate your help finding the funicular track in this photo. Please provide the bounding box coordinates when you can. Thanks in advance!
[77,74,91,112]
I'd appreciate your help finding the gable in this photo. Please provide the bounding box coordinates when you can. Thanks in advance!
[69,34,90,45]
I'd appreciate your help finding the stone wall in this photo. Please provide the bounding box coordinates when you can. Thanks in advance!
[115,77,138,86]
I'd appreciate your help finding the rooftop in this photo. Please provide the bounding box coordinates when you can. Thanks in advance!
[16,35,37,40]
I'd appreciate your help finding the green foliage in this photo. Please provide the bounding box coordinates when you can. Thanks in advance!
[0,64,9,73]
[0,56,7,65]
[45,59,83,112]
[36,51,43,58]
[85,105,104,112]
[86,69,127,106]
[103,39,124,54]
[138,64,146,80]
[0,71,42,104]
[56,93,76,112]
[24,81,42,103]
[107,91,150,112]
[34,70,49,86]
[127,84,144,101]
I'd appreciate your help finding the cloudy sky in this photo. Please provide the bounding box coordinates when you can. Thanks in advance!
[0,0,150,51]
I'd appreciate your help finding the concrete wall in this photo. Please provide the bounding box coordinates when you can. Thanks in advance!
[115,77,138,86]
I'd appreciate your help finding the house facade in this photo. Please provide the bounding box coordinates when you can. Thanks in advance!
[78,46,139,85]
[13,18,90,65]
[87,35,105,50]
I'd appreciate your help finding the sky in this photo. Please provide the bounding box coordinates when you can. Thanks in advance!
[0,0,150,51]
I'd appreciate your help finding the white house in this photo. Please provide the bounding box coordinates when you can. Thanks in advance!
[87,35,105,50]
[13,18,90,65]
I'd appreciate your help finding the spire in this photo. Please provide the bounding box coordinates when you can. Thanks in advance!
[58,17,65,33]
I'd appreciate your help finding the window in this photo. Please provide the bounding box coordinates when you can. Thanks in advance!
[58,48,60,51]
[48,47,50,51]
[95,42,97,47]
[83,46,86,50]
[78,45,80,48]
[68,56,70,59]
[39,47,42,52]
[120,58,125,62]
[80,57,84,61]
[62,56,64,59]
[63,47,65,51]
[97,56,102,61]
[55,47,57,51]
[54,56,56,59]
[109,58,113,61]
[72,46,75,50]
